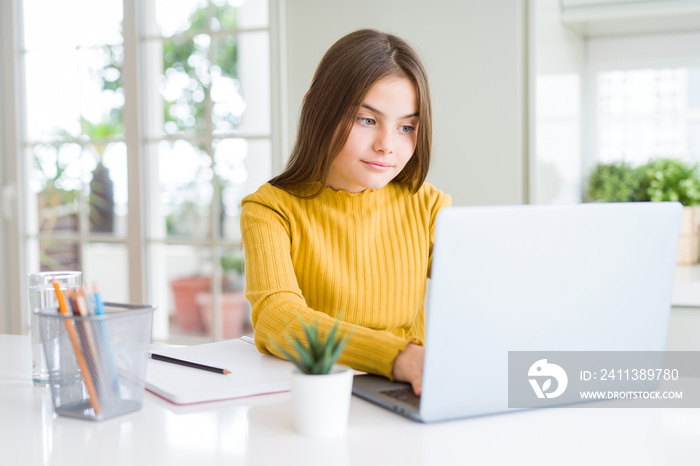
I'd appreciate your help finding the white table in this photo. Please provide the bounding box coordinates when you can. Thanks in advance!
[2,335,699,466]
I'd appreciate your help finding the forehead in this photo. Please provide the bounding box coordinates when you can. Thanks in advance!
[362,76,418,116]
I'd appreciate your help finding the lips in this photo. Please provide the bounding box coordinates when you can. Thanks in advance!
[363,161,392,169]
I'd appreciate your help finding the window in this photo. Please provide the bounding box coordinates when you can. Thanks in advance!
[12,0,274,342]
[585,32,700,178]
[22,0,131,328]
[596,68,700,165]
[532,0,700,205]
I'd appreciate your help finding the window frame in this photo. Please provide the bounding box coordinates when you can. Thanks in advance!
[1,0,27,335]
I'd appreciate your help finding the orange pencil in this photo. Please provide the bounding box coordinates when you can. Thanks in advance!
[53,280,101,415]
[73,288,106,398]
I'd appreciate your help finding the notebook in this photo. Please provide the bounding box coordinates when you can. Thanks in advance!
[352,202,682,422]
[145,338,293,405]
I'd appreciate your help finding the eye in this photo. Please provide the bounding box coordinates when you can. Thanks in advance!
[357,117,375,126]
[399,125,416,134]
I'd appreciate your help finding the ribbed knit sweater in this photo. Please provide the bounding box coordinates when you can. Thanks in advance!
[240,181,451,378]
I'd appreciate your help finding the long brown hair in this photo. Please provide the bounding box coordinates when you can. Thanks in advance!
[270,29,432,197]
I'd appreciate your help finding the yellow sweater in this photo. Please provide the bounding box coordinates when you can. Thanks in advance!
[240,181,451,378]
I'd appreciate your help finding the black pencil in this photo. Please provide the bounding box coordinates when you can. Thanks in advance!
[150,353,231,375]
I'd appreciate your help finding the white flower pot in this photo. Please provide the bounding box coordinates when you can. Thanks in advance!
[291,365,353,436]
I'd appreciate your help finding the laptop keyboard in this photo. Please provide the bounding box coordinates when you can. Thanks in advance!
[380,387,421,409]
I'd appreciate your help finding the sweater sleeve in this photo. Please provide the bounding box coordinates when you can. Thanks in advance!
[404,187,452,345]
[427,189,452,278]
[240,196,411,379]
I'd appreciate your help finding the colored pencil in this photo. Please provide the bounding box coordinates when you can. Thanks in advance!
[90,283,122,398]
[150,353,231,375]
[92,283,106,315]
[73,287,111,403]
[53,280,102,415]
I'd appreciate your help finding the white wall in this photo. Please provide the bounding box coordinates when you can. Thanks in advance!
[532,0,586,204]
[282,0,528,206]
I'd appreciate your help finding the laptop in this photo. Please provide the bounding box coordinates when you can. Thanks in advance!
[352,202,682,422]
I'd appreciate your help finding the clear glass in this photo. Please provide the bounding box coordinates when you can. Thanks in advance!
[154,0,268,37]
[214,138,271,240]
[23,0,123,50]
[24,49,82,140]
[162,244,250,341]
[31,144,79,234]
[161,37,210,135]
[91,142,128,236]
[155,0,207,37]
[155,24,271,138]
[217,246,251,339]
[28,271,82,385]
[165,245,214,342]
[25,46,124,140]
[212,31,270,135]
[83,243,130,302]
[159,31,275,137]
[77,45,125,133]
[158,140,214,239]
[597,68,700,165]
[39,240,81,275]
[232,0,269,29]
[211,35,243,133]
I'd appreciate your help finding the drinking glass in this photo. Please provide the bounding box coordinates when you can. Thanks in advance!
[28,271,82,385]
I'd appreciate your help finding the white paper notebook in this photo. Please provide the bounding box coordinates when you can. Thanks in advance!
[145,338,293,405]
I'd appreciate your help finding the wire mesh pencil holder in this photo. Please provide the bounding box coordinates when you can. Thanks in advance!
[36,303,155,421]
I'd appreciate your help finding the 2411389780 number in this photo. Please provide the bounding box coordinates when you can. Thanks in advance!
[591,368,680,381]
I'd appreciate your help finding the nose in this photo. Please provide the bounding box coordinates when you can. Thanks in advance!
[373,127,394,155]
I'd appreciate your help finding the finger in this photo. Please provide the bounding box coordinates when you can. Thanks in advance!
[413,378,422,397]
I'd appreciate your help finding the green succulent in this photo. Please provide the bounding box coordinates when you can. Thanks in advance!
[273,315,351,375]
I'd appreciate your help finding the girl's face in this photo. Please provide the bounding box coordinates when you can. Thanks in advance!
[327,76,419,193]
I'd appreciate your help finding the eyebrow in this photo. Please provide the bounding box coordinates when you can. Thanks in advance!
[361,103,419,120]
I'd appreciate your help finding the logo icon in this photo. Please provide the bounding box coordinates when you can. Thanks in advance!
[528,359,568,399]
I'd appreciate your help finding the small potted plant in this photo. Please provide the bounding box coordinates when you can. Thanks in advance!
[273,315,353,436]
[636,158,700,205]
[638,158,700,265]
[588,158,700,264]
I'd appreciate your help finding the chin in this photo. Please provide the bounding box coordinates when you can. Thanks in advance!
[363,175,396,191]
[363,181,391,191]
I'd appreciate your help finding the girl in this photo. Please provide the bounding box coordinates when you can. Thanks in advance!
[240,29,451,395]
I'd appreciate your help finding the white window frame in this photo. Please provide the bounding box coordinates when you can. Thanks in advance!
[1,0,26,334]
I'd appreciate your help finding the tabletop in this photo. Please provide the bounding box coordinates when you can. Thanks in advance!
[2,334,700,466]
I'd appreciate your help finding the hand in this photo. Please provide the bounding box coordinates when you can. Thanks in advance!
[392,343,424,396]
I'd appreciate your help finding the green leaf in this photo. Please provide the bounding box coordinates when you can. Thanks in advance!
[289,334,315,372]
[300,317,319,357]
[268,311,354,374]
[272,341,306,371]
